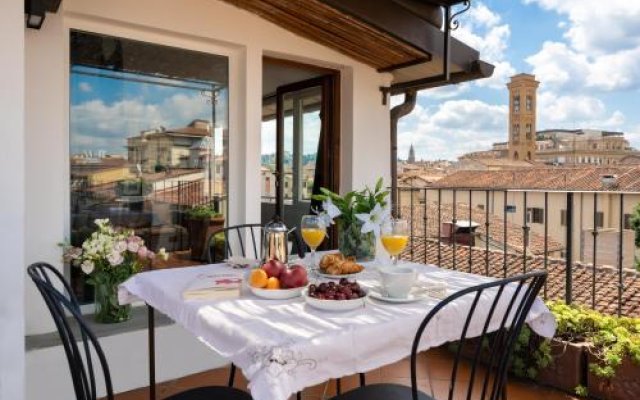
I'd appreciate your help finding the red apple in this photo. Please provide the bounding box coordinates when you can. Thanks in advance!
[288,265,308,288]
[261,259,285,278]
[279,268,295,289]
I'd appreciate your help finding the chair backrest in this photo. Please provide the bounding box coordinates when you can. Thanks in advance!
[207,223,305,263]
[27,263,114,400]
[410,270,547,400]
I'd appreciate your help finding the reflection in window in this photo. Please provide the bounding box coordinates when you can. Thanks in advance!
[69,31,229,302]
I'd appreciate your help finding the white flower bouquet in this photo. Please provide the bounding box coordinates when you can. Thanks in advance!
[312,178,390,260]
[62,218,168,323]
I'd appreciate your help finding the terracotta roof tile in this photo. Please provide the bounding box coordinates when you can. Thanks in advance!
[402,239,640,317]
[432,166,640,191]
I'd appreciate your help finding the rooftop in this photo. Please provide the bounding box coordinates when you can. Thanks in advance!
[431,166,640,191]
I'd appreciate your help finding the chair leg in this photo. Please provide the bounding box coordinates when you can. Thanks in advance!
[359,373,366,387]
[228,363,236,387]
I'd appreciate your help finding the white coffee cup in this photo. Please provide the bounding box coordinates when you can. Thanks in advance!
[379,266,417,298]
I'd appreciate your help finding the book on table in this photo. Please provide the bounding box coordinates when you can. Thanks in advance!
[182,272,243,300]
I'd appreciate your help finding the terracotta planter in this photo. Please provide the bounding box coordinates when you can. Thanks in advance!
[187,216,225,261]
[587,352,640,400]
[537,339,588,393]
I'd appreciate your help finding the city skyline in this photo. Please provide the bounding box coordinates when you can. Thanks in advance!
[396,0,640,161]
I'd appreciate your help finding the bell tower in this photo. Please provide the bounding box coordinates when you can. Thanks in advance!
[507,74,539,161]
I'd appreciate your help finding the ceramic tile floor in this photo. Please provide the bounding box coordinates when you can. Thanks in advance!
[113,347,579,400]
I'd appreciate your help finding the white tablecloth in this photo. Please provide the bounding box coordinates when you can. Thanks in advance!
[119,262,556,400]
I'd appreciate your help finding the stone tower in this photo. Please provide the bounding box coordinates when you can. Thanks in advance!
[507,74,539,161]
[408,143,416,163]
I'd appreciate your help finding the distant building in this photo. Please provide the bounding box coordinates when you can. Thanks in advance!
[535,129,640,165]
[407,143,416,163]
[507,73,539,161]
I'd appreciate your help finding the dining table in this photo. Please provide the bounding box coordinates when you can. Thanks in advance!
[118,259,556,400]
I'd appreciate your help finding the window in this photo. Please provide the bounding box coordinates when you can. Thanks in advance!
[595,211,604,228]
[505,205,517,213]
[527,207,544,224]
[624,214,633,230]
[513,95,521,113]
[477,204,485,211]
[69,31,229,302]
[526,124,532,140]
[526,95,533,111]
[561,209,567,226]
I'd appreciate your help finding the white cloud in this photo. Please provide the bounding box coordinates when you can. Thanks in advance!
[398,99,508,160]
[525,0,640,91]
[78,82,92,93]
[453,2,515,90]
[536,92,625,129]
[71,93,213,155]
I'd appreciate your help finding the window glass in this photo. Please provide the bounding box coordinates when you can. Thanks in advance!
[69,31,229,302]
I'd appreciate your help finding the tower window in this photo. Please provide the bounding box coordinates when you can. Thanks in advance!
[526,124,532,140]
[513,96,521,113]
[526,95,533,111]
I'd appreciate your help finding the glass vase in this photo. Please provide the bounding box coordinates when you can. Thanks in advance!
[338,220,376,261]
[93,273,131,324]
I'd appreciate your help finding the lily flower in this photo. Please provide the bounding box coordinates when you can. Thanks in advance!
[355,203,391,236]
[318,198,342,225]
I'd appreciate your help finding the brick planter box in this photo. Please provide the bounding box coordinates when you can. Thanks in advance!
[536,339,588,393]
[587,353,640,400]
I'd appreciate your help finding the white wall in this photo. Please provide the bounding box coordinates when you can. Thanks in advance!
[24,0,392,398]
[0,1,25,399]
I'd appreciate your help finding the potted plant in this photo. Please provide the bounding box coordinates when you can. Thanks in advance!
[62,219,168,323]
[185,204,225,261]
[585,312,640,400]
[312,178,390,261]
[534,302,592,395]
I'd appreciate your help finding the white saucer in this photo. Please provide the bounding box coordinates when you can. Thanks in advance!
[368,287,428,303]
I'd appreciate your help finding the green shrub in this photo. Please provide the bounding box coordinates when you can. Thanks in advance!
[185,205,222,220]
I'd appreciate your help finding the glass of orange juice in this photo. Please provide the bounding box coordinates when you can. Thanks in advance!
[301,215,327,268]
[381,219,409,265]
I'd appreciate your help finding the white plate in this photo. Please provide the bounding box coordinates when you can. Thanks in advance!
[368,287,429,304]
[250,285,305,300]
[302,288,368,311]
[314,269,364,280]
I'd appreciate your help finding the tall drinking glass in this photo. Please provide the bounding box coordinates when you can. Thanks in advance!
[301,215,327,268]
[381,219,409,265]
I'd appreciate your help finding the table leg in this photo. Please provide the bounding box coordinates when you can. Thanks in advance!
[148,305,156,400]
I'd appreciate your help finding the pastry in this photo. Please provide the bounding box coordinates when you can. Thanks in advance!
[319,253,364,275]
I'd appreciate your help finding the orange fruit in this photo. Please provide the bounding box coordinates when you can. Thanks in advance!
[266,277,280,290]
[249,268,268,288]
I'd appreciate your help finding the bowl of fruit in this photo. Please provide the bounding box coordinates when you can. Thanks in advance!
[303,279,368,311]
[248,259,309,300]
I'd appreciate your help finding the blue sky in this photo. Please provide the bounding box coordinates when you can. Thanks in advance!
[70,67,226,156]
[396,0,640,161]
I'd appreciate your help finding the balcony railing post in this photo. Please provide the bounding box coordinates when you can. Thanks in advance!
[503,190,508,278]
[438,189,442,266]
[423,188,428,265]
[565,192,574,305]
[543,191,549,299]
[618,193,624,317]
[523,191,528,273]
[468,190,473,273]
[410,186,415,260]
[592,193,599,309]
[452,189,457,270]
[485,190,490,276]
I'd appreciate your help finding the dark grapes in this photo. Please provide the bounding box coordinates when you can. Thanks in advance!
[308,279,366,300]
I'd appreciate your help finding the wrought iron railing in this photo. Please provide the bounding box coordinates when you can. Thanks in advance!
[395,186,640,318]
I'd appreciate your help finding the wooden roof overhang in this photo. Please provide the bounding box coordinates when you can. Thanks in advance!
[220,0,494,96]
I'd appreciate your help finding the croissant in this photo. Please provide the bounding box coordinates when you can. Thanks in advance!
[319,253,364,275]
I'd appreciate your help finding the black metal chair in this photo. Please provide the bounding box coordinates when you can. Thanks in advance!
[27,262,252,400]
[329,271,548,400]
[207,223,305,264]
